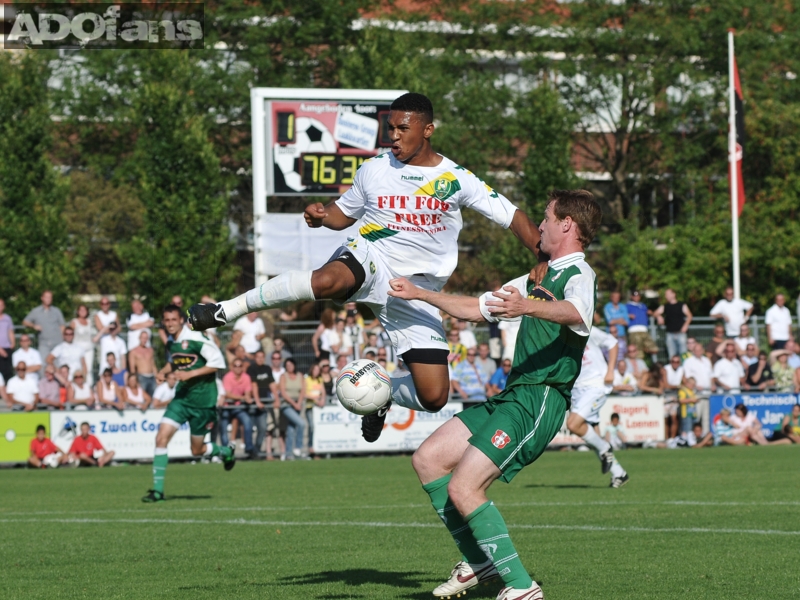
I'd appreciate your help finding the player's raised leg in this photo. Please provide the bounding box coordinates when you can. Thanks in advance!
[187,210,361,331]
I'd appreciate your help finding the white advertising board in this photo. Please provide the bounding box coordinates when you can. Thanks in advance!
[49,410,193,461]
[549,395,666,445]
[312,402,463,454]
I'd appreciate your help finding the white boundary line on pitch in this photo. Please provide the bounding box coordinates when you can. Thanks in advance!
[3,499,800,518]
[1,517,799,537]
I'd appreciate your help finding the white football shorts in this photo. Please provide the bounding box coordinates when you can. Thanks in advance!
[570,384,612,425]
[329,240,448,356]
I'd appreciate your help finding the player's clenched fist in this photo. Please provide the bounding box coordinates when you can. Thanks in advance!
[303,203,327,228]
[388,277,420,300]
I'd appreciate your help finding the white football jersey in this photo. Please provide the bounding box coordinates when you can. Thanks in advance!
[574,327,618,389]
[336,153,517,287]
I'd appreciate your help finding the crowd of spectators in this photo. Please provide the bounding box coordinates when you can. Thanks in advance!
[6,284,800,462]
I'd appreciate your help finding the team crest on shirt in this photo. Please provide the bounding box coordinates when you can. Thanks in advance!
[433,178,452,199]
[181,340,189,349]
[491,430,511,449]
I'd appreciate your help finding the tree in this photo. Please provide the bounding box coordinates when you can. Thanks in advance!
[0,53,79,320]
[116,53,238,309]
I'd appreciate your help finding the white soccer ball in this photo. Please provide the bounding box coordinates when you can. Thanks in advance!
[335,359,392,416]
[43,453,61,469]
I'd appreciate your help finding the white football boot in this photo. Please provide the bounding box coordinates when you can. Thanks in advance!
[432,559,498,598]
[496,581,544,600]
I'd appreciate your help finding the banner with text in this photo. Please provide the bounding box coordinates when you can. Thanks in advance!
[50,410,193,461]
[312,402,463,454]
[710,393,797,438]
[549,395,665,445]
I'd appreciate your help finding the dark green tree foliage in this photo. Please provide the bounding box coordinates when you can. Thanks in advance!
[0,53,78,320]
[117,53,237,310]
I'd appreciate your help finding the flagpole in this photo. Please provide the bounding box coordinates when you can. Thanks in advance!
[728,29,741,300]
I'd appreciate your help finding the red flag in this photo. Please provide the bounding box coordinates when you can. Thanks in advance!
[730,57,745,216]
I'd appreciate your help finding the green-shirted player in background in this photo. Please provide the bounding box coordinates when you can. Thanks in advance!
[141,304,235,503]
[388,190,602,600]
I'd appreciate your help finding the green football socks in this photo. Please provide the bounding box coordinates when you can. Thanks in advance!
[466,500,533,589]
[152,450,168,494]
[422,475,489,565]
[204,442,232,459]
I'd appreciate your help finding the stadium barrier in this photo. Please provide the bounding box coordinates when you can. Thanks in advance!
[312,402,463,454]
[47,410,194,460]
[550,395,666,445]
[710,393,797,438]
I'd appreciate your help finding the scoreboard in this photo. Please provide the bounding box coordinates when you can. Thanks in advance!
[261,91,406,196]
[251,88,407,285]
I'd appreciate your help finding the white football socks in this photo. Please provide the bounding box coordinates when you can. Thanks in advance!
[581,426,611,455]
[390,373,429,412]
[610,460,626,478]
[218,271,315,322]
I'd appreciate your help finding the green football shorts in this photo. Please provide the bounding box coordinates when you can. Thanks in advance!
[163,400,217,437]
[457,384,567,483]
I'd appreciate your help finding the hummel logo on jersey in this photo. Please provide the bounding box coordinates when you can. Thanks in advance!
[492,430,511,449]
[551,269,564,282]
[401,174,423,181]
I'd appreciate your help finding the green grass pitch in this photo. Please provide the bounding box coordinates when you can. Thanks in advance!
[2,446,800,599]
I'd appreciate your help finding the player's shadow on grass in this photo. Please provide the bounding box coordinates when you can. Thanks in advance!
[278,569,426,589]
[166,495,212,501]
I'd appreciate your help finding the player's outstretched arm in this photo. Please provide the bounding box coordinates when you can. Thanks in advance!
[389,278,485,322]
[509,210,547,262]
[485,286,583,326]
[304,202,357,231]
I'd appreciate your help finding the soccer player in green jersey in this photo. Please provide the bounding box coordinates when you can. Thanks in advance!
[388,190,602,600]
[141,305,235,503]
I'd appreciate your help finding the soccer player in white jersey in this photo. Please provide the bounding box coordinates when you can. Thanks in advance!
[569,327,629,487]
[188,93,545,441]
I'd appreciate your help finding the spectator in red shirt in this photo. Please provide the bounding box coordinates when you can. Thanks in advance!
[29,424,71,468]
[221,360,256,459]
[68,422,115,467]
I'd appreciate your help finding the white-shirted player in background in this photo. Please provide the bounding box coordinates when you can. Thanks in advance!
[188,93,545,441]
[568,326,629,487]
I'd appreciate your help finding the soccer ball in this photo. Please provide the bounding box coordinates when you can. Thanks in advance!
[43,454,61,469]
[336,359,392,416]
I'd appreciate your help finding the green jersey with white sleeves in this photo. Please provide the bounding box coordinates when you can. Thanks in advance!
[169,327,225,409]
[478,252,596,405]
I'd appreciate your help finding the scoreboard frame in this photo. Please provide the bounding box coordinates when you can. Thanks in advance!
[251,88,407,286]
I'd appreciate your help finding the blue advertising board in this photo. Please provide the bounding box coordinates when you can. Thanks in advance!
[710,393,798,437]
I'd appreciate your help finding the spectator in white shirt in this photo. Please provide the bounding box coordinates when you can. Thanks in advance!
[765,293,793,350]
[710,287,753,338]
[12,334,42,382]
[663,355,685,394]
[733,323,757,355]
[47,327,87,379]
[93,296,119,337]
[612,360,638,395]
[454,318,478,350]
[623,344,648,379]
[6,362,39,411]
[474,342,497,384]
[68,371,95,409]
[683,342,713,432]
[152,371,178,409]
[126,299,154,350]
[234,313,266,357]
[739,343,759,368]
[96,323,127,373]
[713,342,745,393]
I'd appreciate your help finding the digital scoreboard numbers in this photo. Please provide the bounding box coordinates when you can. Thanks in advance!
[300,154,369,187]
[269,100,393,196]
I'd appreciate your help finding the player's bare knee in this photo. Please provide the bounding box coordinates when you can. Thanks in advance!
[417,387,449,412]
